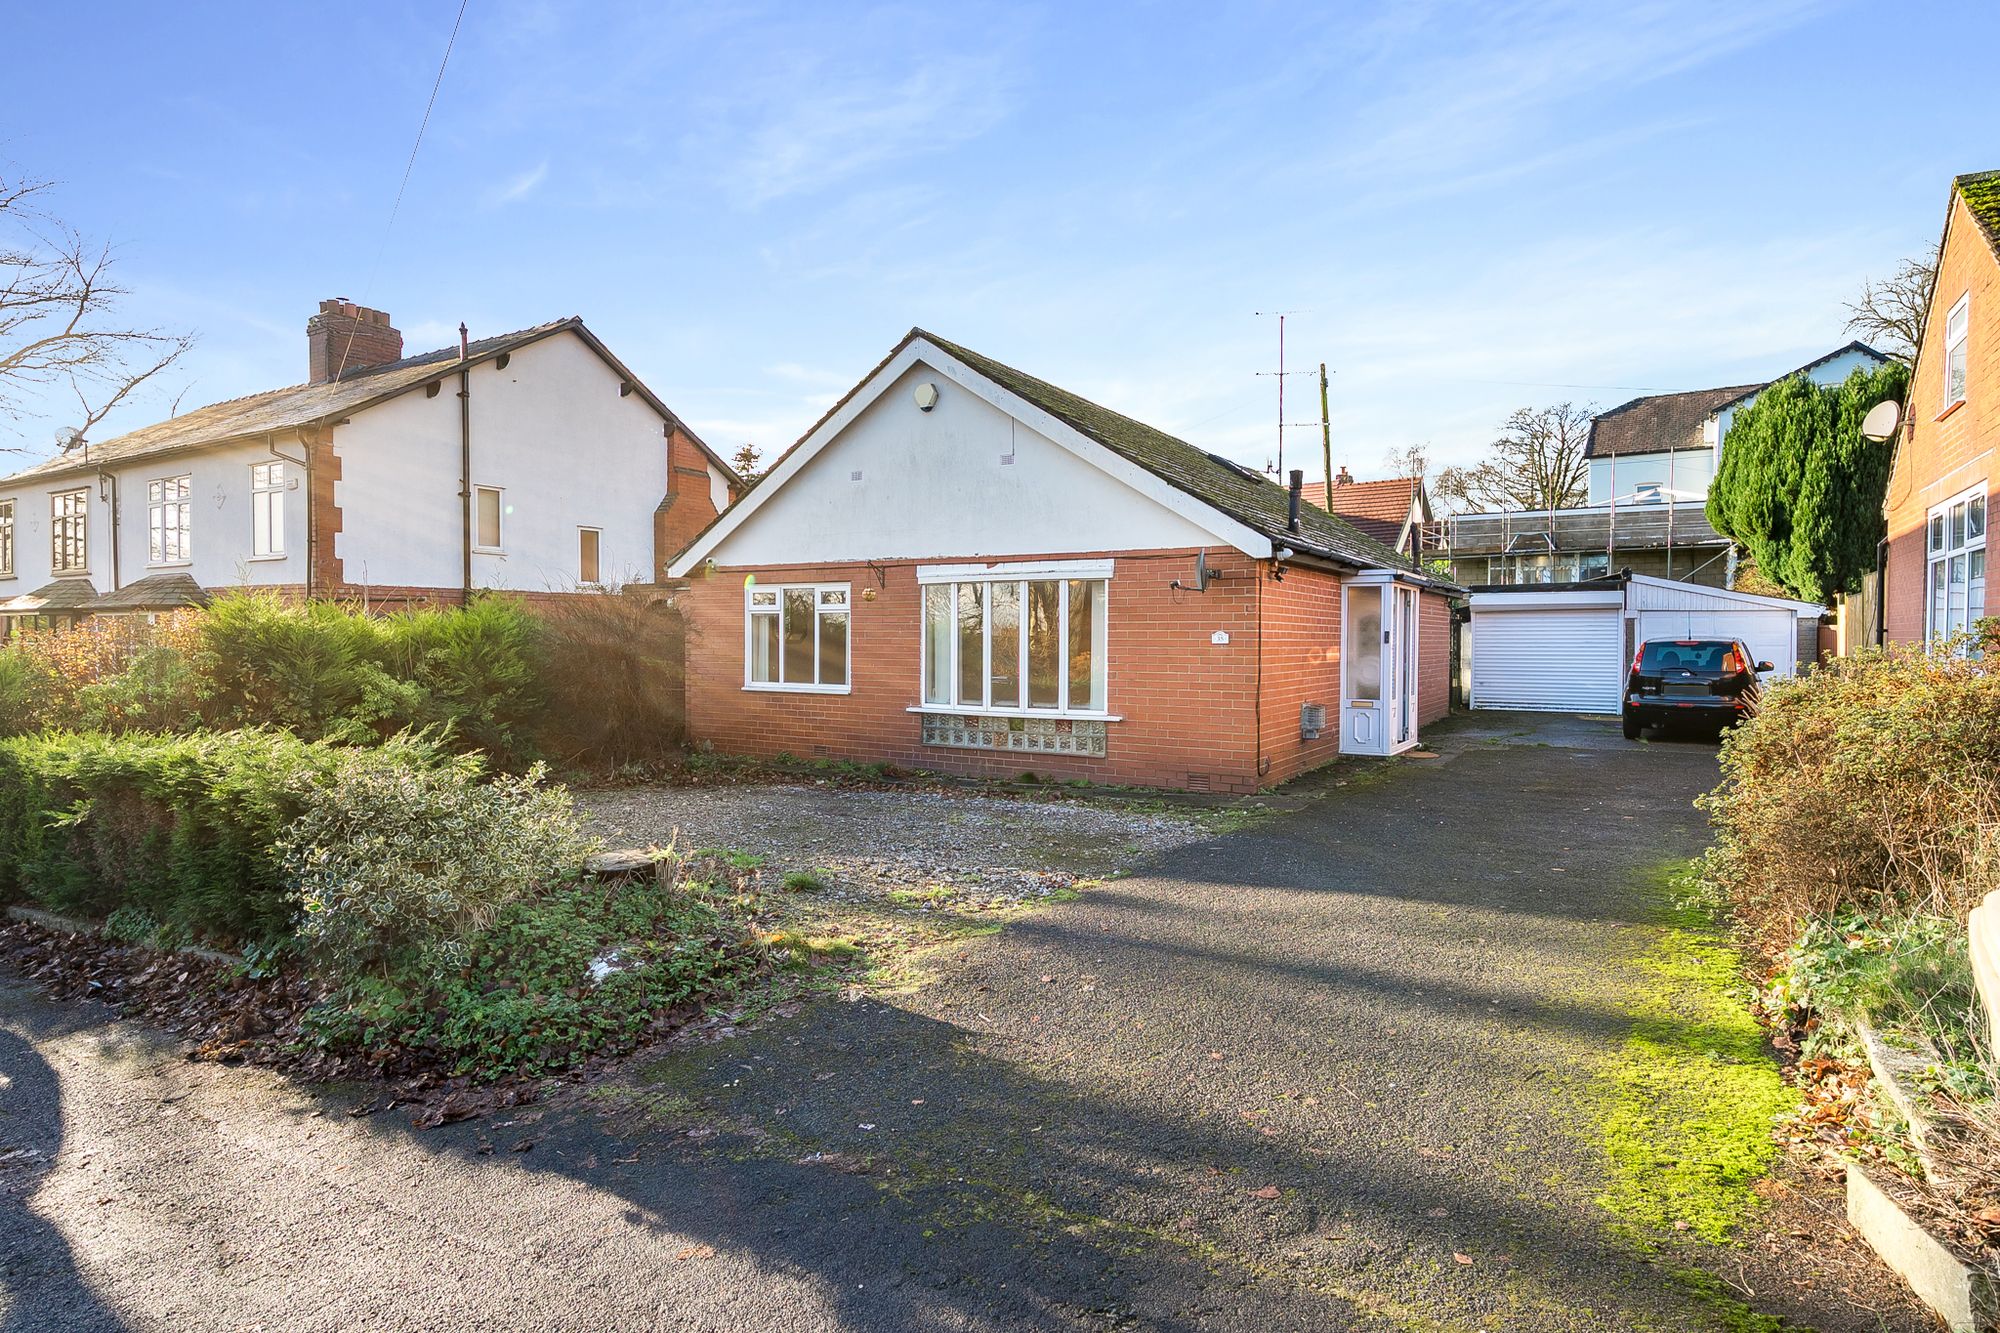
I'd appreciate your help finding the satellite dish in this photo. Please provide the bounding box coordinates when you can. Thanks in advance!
[1861,400,1902,442]
[53,426,84,453]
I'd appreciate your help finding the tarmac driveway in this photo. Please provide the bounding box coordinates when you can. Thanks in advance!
[0,714,1918,1331]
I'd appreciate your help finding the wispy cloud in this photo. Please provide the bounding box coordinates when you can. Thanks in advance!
[486,160,549,207]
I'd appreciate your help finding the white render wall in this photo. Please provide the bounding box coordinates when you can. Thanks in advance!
[0,435,309,597]
[706,361,1220,567]
[1586,346,1890,507]
[334,330,670,592]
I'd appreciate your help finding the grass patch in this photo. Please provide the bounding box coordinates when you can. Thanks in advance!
[1594,861,1795,1244]
[780,868,834,894]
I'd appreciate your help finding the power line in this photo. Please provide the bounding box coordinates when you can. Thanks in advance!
[336,0,472,379]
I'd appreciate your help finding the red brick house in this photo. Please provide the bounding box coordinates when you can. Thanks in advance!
[1299,471,1431,559]
[1884,171,1999,645]
[0,300,736,625]
[668,330,1457,792]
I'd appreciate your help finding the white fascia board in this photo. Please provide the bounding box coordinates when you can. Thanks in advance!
[918,558,1115,582]
[669,338,1271,576]
[1470,589,1626,610]
[1622,572,1823,616]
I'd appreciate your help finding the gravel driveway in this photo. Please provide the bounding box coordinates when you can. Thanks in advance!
[1,715,1931,1331]
[577,782,1220,905]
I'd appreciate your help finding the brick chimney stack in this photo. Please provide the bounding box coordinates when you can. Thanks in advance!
[307,299,403,384]
[1334,465,1354,487]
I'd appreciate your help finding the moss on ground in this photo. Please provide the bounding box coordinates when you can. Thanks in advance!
[1594,862,1796,1244]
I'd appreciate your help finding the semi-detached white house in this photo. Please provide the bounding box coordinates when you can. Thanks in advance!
[0,299,736,625]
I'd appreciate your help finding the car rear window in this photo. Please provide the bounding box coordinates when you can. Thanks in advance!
[1638,641,1734,673]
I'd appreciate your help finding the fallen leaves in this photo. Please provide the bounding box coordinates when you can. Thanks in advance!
[1249,1185,1280,1200]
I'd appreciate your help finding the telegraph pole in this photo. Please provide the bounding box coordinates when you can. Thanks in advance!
[1318,362,1333,510]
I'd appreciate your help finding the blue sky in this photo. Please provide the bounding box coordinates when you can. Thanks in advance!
[4,1,1995,481]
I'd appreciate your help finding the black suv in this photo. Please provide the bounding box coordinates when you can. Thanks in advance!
[1622,638,1773,740]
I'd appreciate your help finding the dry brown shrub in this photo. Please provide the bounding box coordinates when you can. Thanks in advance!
[1701,643,2000,958]
[529,589,688,770]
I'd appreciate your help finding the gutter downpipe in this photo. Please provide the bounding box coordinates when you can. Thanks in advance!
[96,470,120,593]
[458,322,472,605]
[1874,536,1889,647]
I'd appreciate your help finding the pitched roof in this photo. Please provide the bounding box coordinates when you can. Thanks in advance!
[1585,384,1762,459]
[913,332,1425,575]
[1586,342,1894,460]
[90,572,210,612]
[1298,476,1425,546]
[1957,170,2000,261]
[1710,341,1890,413]
[0,318,737,488]
[0,578,98,614]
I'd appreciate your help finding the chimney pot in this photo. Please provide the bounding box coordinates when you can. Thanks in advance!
[1334,466,1354,487]
[306,299,402,384]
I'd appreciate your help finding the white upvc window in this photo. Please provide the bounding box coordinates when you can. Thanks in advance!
[1927,482,1988,644]
[250,462,286,557]
[0,500,13,577]
[147,475,192,565]
[475,485,504,552]
[745,583,849,692]
[1944,293,1970,410]
[918,563,1110,717]
[579,527,602,585]
[51,489,88,573]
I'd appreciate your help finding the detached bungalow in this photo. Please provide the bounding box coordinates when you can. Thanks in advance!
[668,330,1458,792]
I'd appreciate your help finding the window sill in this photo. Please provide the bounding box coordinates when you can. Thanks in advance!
[473,547,505,557]
[906,704,1122,723]
[147,561,192,570]
[745,682,852,696]
[1937,398,1967,423]
[246,553,288,563]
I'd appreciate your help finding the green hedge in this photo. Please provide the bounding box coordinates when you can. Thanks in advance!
[0,729,360,945]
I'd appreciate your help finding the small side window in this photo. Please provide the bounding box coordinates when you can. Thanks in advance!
[579,527,601,585]
[1945,293,1970,408]
[475,486,503,551]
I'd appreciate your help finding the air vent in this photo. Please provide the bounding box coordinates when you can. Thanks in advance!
[1185,772,1212,792]
[1300,703,1327,740]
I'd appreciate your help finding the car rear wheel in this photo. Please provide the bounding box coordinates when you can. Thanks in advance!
[1621,712,1642,741]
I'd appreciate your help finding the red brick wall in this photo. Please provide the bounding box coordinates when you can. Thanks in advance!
[1885,192,1999,643]
[682,550,1283,791]
[654,427,729,581]
[1255,567,1343,784]
[1418,590,1452,726]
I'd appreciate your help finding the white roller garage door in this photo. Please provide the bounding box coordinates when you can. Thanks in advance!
[1471,607,1625,713]
[1632,610,1797,679]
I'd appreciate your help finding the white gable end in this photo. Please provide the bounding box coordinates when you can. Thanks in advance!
[703,362,1228,568]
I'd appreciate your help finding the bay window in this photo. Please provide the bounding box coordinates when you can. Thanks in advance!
[1927,483,1987,644]
[746,583,849,691]
[920,566,1109,715]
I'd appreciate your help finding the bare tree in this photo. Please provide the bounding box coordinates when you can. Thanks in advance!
[1843,255,1936,362]
[1380,441,1431,480]
[1432,402,1593,513]
[0,175,192,454]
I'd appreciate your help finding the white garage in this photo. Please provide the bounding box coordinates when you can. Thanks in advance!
[1467,574,1822,714]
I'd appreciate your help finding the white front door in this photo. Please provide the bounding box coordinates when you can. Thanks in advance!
[1341,577,1421,755]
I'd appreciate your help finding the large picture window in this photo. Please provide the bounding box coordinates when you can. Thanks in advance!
[746,583,849,691]
[920,569,1108,715]
[148,475,191,564]
[1928,483,1987,644]
[51,489,88,573]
